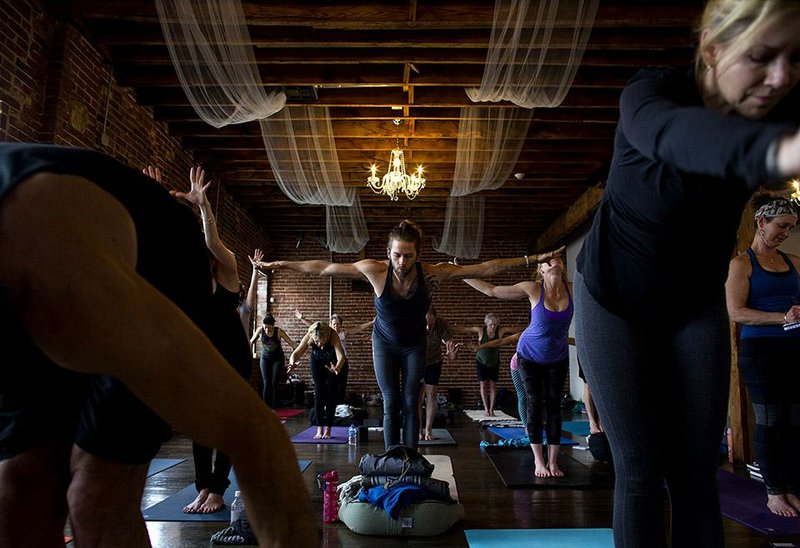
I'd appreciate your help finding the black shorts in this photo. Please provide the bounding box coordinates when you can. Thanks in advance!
[422,361,443,386]
[476,361,500,382]
[0,148,212,464]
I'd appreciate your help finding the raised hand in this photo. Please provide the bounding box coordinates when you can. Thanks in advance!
[142,165,162,183]
[170,166,211,208]
[249,249,264,269]
[537,245,566,264]
[294,309,303,321]
[444,340,461,361]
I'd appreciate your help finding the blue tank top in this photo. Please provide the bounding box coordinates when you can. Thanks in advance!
[740,248,800,340]
[516,282,574,363]
[373,262,430,346]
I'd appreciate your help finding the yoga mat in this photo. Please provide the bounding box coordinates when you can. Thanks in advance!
[465,528,613,547]
[275,408,305,419]
[290,426,348,444]
[487,426,577,446]
[426,454,459,501]
[483,446,613,489]
[717,470,800,536]
[464,410,518,422]
[147,458,185,478]
[142,460,311,522]
[418,428,457,446]
[561,421,591,437]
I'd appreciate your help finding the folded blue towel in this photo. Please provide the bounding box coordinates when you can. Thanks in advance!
[358,483,429,519]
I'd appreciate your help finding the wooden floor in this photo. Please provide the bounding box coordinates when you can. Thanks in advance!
[112,407,783,547]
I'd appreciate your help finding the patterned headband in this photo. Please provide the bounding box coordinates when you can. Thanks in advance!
[754,199,797,221]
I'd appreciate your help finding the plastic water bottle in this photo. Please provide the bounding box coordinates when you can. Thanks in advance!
[348,424,358,446]
[317,470,339,523]
[230,490,246,524]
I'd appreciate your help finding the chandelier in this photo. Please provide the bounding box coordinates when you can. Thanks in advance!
[366,120,426,201]
[791,179,800,206]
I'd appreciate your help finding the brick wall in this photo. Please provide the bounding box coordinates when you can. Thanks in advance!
[261,232,544,406]
[1,0,269,388]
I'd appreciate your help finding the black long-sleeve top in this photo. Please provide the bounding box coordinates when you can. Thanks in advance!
[577,66,800,318]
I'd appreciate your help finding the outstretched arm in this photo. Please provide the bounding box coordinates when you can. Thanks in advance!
[256,258,374,280]
[463,278,534,300]
[476,332,522,351]
[0,173,315,547]
[249,324,264,345]
[348,318,375,335]
[278,328,296,351]
[288,334,311,372]
[294,309,313,327]
[430,246,565,282]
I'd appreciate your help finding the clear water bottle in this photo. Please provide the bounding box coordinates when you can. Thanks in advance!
[230,490,246,524]
[348,424,358,446]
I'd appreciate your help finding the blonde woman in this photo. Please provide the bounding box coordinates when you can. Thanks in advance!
[573,1,800,545]
[463,256,572,478]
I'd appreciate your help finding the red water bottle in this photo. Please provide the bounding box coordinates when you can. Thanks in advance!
[317,470,339,523]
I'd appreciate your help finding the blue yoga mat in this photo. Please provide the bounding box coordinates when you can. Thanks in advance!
[147,458,185,478]
[717,470,800,536]
[142,459,312,522]
[465,528,613,547]
[487,426,577,446]
[561,421,591,437]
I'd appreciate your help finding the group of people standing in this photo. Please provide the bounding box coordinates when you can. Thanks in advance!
[2,1,800,547]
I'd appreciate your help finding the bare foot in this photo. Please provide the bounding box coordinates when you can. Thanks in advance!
[419,431,424,441]
[314,428,323,439]
[199,493,225,513]
[423,430,436,441]
[321,433,331,439]
[183,488,209,513]
[786,493,800,514]
[489,410,496,417]
[548,463,565,477]
[767,494,798,517]
[534,461,551,477]
[483,410,491,417]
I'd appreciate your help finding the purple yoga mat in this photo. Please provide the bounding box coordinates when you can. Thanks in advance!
[717,470,800,535]
[290,426,349,444]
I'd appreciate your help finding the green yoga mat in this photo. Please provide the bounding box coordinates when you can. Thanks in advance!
[142,459,312,522]
[465,528,613,547]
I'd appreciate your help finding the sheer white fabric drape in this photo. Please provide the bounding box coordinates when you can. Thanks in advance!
[451,106,533,196]
[434,194,486,259]
[260,106,369,253]
[155,0,286,127]
[465,0,599,108]
[435,107,531,258]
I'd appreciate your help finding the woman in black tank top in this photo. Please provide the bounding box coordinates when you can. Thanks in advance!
[250,314,296,407]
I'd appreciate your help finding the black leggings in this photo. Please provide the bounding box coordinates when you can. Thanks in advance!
[739,337,800,496]
[310,358,338,427]
[575,272,730,548]
[517,355,568,444]
[259,351,284,408]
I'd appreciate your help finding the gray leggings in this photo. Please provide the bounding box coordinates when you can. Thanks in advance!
[574,272,730,548]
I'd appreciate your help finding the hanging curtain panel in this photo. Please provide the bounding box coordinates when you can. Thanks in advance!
[155,0,286,126]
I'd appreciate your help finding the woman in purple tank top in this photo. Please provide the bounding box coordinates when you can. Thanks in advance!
[463,254,573,478]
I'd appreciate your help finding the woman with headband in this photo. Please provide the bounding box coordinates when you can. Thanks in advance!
[726,195,800,517]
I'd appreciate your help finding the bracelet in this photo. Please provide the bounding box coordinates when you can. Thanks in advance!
[524,255,530,267]
[784,313,789,324]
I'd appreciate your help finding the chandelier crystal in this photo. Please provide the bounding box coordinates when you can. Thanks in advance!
[367,139,426,201]
[791,179,800,206]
